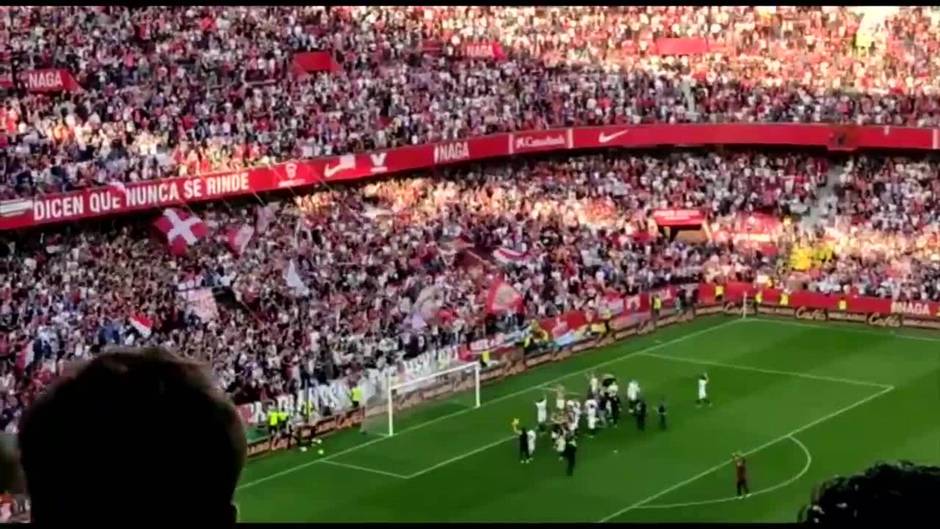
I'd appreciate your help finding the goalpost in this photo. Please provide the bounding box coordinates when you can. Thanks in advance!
[742,293,750,319]
[361,361,481,437]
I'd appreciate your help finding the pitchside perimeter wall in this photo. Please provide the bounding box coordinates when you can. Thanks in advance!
[243,281,940,458]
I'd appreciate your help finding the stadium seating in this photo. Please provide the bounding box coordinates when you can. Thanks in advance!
[2,7,940,442]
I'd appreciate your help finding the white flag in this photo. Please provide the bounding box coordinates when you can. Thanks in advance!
[284,259,311,297]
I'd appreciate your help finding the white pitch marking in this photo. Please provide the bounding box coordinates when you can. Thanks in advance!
[238,318,738,490]
[638,352,892,389]
[597,385,894,522]
[320,459,410,479]
[635,435,812,509]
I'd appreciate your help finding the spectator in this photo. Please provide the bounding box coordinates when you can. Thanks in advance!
[17,346,246,525]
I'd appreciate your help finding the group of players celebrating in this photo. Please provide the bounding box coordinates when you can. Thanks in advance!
[512,371,711,477]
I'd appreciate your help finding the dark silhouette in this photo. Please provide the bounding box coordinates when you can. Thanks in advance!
[17,347,247,525]
[799,461,940,523]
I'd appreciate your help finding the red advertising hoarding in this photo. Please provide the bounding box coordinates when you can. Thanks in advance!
[3,123,939,230]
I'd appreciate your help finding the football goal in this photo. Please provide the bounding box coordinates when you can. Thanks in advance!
[360,361,481,437]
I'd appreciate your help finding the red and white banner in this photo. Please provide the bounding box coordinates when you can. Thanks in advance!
[651,208,707,227]
[0,69,82,93]
[225,224,255,256]
[485,279,523,315]
[129,314,154,338]
[181,288,219,322]
[153,208,207,256]
[492,246,528,266]
[461,41,506,60]
[16,342,33,372]
[2,124,939,231]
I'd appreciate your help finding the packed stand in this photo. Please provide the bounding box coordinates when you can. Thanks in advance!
[0,149,835,433]
[5,6,940,199]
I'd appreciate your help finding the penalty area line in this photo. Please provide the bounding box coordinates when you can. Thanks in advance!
[320,459,410,479]
[597,385,894,523]
[634,435,812,510]
[238,318,738,491]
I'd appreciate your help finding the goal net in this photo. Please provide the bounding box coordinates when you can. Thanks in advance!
[360,361,481,437]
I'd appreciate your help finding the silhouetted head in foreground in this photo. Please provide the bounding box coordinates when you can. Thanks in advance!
[799,461,940,523]
[18,347,247,525]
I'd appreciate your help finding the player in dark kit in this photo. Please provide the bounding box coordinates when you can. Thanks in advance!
[512,418,531,463]
[610,394,621,426]
[733,452,750,498]
[563,432,577,476]
[657,399,668,430]
[635,399,647,431]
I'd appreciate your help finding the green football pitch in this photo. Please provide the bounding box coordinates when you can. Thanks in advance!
[235,315,940,522]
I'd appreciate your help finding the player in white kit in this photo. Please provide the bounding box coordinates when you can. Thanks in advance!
[587,372,599,398]
[535,396,548,431]
[567,399,580,432]
[526,428,537,459]
[626,380,640,414]
[584,397,599,436]
[697,373,711,407]
[555,386,567,412]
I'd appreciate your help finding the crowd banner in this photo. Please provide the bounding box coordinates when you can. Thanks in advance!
[291,51,340,75]
[650,208,707,227]
[3,123,940,230]
[461,41,507,60]
[653,37,710,55]
[0,69,83,93]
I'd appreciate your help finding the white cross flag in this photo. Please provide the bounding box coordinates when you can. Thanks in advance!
[153,208,208,256]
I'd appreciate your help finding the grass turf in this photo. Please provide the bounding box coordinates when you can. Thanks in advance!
[234,315,940,522]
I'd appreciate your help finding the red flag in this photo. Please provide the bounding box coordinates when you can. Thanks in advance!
[492,246,529,266]
[225,224,255,256]
[16,341,34,372]
[485,279,524,315]
[153,208,207,256]
[129,313,153,338]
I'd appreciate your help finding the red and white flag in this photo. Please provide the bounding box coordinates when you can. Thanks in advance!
[492,246,529,266]
[485,278,524,315]
[599,291,626,317]
[180,288,219,321]
[225,224,255,256]
[153,208,208,256]
[255,203,278,234]
[129,313,153,338]
[410,285,443,329]
[16,341,34,371]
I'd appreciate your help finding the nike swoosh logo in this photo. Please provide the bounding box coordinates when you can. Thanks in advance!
[324,164,343,178]
[598,130,629,144]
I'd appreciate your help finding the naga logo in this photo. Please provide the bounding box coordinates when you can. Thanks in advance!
[370,152,388,173]
[324,154,356,179]
[890,301,931,317]
[514,133,566,151]
[433,142,470,164]
[598,129,629,144]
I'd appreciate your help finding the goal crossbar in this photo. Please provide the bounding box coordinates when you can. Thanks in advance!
[382,361,481,436]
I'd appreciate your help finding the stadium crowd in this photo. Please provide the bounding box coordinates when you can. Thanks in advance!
[2,6,940,442]
[3,146,940,435]
[4,6,940,198]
